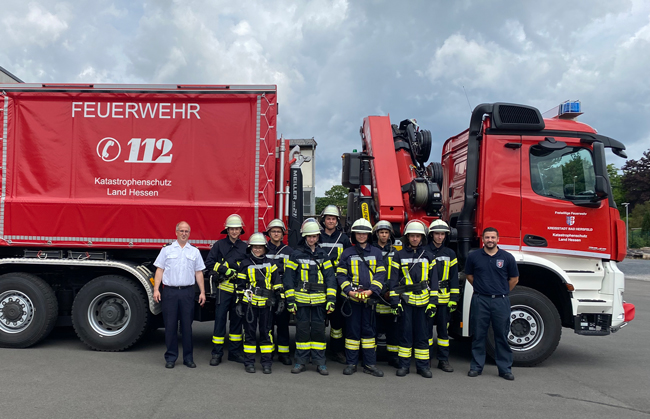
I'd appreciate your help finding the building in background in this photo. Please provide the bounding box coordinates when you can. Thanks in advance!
[0,66,23,83]
[289,138,317,217]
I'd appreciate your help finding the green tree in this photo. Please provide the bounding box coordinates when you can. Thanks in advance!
[607,164,626,214]
[622,149,650,210]
[315,185,349,217]
[642,212,650,234]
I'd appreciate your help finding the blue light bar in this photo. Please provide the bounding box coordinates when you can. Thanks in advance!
[560,101,581,115]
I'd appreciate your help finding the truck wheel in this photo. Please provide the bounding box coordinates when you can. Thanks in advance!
[72,275,150,351]
[487,286,561,367]
[0,273,58,348]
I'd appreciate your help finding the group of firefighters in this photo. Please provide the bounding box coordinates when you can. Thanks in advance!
[204,204,459,378]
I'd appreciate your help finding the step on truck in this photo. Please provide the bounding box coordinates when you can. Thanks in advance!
[0,83,308,351]
[342,102,635,366]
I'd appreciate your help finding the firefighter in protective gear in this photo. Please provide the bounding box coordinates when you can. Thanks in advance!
[372,220,399,368]
[235,232,283,374]
[319,205,351,364]
[283,219,337,375]
[205,214,247,366]
[389,220,438,378]
[265,219,294,365]
[337,219,386,377]
[427,219,459,373]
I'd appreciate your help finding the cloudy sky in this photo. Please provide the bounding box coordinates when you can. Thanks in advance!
[2,0,649,195]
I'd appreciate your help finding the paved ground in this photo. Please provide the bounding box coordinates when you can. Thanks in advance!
[1,262,649,419]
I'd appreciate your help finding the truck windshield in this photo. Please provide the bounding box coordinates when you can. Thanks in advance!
[530,146,596,201]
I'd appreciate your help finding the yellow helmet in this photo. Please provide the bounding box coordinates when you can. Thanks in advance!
[403,220,428,246]
[429,219,450,233]
[300,219,321,237]
[266,219,286,234]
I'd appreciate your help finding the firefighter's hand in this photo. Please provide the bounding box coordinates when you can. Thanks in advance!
[235,303,245,318]
[153,288,161,303]
[448,301,457,313]
[425,304,437,318]
[326,302,336,314]
[225,268,237,279]
[275,300,285,316]
[287,302,297,314]
[391,303,403,316]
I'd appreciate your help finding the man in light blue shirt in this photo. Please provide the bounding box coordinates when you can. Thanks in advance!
[154,221,206,368]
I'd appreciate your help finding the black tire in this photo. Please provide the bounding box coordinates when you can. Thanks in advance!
[486,286,562,367]
[72,275,150,351]
[0,273,58,348]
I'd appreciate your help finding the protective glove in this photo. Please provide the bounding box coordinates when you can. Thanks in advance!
[287,302,297,314]
[326,302,336,314]
[391,303,403,316]
[448,301,457,313]
[275,300,285,316]
[425,303,437,318]
[225,268,237,279]
[235,303,245,318]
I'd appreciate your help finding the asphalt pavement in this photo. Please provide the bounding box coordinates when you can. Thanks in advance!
[1,261,649,419]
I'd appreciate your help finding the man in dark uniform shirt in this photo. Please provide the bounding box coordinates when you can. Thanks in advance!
[465,227,519,380]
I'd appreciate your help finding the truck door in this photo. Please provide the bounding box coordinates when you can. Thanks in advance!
[477,134,522,246]
[521,140,610,258]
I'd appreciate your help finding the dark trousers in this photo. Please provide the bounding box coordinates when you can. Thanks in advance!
[376,309,398,360]
[295,305,327,366]
[328,295,345,353]
[212,289,243,357]
[430,304,451,361]
[397,304,429,370]
[274,308,291,355]
[344,301,377,366]
[162,286,195,363]
[243,304,274,367]
[470,294,513,374]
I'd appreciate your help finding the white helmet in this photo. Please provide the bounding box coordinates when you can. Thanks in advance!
[403,220,428,246]
[372,220,394,235]
[247,232,268,254]
[321,205,340,219]
[300,219,321,237]
[350,218,373,244]
[266,219,286,235]
[221,214,245,235]
[429,219,450,233]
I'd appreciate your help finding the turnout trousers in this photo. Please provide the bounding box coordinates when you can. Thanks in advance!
[243,305,274,367]
[274,308,291,355]
[398,304,430,370]
[295,305,327,366]
[376,305,398,361]
[162,286,195,364]
[211,289,244,357]
[470,294,513,374]
[328,295,346,353]
[344,301,377,366]
[429,304,451,361]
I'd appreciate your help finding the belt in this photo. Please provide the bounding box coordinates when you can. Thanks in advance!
[393,281,428,295]
[475,293,507,298]
[300,282,326,292]
[164,284,194,290]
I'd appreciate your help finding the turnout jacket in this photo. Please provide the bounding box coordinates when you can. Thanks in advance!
[427,244,460,305]
[283,242,337,307]
[389,245,439,307]
[336,244,386,303]
[205,238,247,294]
[374,242,397,313]
[266,241,293,300]
[237,254,283,307]
[319,228,351,268]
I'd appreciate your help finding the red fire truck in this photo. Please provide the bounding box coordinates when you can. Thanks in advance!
[0,84,634,366]
[343,102,635,365]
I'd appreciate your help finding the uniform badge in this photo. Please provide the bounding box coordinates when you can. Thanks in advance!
[496,259,504,268]
[566,216,575,226]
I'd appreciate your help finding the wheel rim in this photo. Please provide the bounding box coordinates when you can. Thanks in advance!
[0,290,36,334]
[87,292,131,336]
[508,304,545,351]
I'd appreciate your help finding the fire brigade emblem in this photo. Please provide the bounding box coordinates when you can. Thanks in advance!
[496,259,504,268]
[566,216,575,226]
